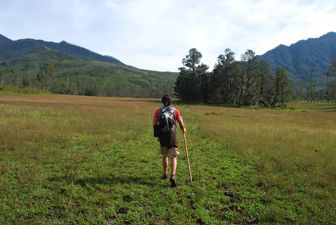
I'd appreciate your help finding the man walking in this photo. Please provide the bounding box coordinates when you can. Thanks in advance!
[153,95,186,188]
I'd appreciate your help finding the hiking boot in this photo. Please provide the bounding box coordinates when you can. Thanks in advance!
[170,177,177,188]
[161,174,168,180]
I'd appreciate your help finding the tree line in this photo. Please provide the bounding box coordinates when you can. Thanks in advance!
[1,50,336,102]
[175,48,291,107]
[175,48,336,106]
[292,60,336,102]
[0,63,174,97]
[0,63,56,90]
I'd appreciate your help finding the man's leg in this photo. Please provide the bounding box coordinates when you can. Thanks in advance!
[169,157,178,187]
[169,147,179,178]
[170,157,177,178]
[161,147,168,179]
[162,156,168,176]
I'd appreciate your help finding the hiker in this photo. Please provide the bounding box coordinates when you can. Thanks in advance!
[153,95,186,188]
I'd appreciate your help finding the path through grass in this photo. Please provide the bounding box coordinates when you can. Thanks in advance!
[0,95,335,224]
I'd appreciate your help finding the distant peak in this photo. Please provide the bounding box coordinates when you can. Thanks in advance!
[0,34,13,43]
[277,44,287,48]
[323,31,336,35]
[320,31,336,39]
[0,34,10,39]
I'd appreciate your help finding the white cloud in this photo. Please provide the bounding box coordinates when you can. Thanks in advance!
[0,0,336,71]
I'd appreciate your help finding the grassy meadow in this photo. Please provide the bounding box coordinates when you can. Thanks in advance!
[0,93,335,224]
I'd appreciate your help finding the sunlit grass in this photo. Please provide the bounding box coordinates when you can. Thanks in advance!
[0,94,335,224]
[196,102,336,224]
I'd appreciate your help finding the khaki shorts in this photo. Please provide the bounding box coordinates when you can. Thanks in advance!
[161,146,180,158]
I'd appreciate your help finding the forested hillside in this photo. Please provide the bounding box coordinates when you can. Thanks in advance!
[257,32,336,84]
[0,35,177,97]
[2,32,336,100]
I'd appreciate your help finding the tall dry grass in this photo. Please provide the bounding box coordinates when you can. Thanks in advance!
[196,104,336,179]
[190,103,336,218]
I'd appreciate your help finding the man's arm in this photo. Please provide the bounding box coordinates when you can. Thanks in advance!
[153,117,158,127]
[175,108,186,133]
[153,109,159,127]
[177,116,186,133]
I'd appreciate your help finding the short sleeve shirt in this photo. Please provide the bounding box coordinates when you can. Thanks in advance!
[153,107,181,124]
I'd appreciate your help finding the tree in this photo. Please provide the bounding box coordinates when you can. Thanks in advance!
[306,70,317,102]
[10,68,20,86]
[211,48,239,104]
[75,77,99,96]
[258,61,275,106]
[22,75,31,87]
[197,64,210,102]
[182,48,202,72]
[240,50,260,105]
[175,67,201,101]
[274,68,291,105]
[37,63,56,90]
[293,79,306,100]
[325,59,336,102]
[175,48,291,107]
[175,48,209,102]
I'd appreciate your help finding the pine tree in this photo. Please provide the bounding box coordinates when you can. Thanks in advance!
[175,48,209,102]
[274,68,291,105]
[211,48,239,104]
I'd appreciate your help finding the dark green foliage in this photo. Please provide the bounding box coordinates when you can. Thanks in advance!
[258,61,275,106]
[198,64,211,102]
[175,48,210,102]
[257,32,336,84]
[10,68,20,86]
[274,68,291,105]
[176,48,291,106]
[37,63,56,90]
[211,49,240,104]
[175,68,201,101]
[240,50,260,105]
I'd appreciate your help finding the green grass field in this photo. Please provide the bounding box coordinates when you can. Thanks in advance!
[0,94,335,225]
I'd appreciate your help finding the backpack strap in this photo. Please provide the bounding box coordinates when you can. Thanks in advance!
[159,106,176,121]
[170,107,176,120]
[158,107,163,120]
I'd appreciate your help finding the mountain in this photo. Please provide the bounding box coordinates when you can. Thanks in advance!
[0,34,12,45]
[0,37,124,66]
[0,34,177,97]
[257,32,336,83]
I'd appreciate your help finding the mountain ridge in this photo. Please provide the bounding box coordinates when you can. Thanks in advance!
[0,35,125,66]
[0,34,13,45]
[257,32,336,83]
[0,34,177,97]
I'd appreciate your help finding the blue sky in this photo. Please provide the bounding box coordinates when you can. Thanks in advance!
[1,0,336,71]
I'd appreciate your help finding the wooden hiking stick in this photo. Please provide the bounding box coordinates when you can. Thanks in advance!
[182,132,193,185]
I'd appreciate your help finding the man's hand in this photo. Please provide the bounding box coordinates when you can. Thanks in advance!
[182,127,187,133]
